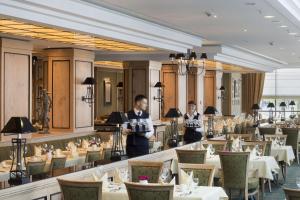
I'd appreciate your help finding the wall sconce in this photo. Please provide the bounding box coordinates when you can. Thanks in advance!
[116,82,123,88]
[153,82,164,102]
[218,86,225,100]
[81,77,96,106]
[279,102,287,121]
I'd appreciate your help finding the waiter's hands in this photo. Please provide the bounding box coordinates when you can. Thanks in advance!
[122,128,132,135]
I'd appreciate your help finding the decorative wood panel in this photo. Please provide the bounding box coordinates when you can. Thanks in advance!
[132,68,147,99]
[75,60,93,128]
[162,65,178,115]
[52,60,70,129]
[4,52,30,125]
[204,70,216,108]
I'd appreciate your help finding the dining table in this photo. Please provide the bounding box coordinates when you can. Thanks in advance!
[102,182,228,200]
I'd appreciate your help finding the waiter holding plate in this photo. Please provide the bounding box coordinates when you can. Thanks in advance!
[123,94,154,158]
[183,101,204,144]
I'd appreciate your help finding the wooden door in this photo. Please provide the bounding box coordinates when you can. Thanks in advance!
[187,73,197,104]
[161,65,178,116]
[204,71,216,108]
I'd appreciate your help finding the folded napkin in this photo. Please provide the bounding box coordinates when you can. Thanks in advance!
[231,138,240,152]
[271,138,278,148]
[113,168,124,184]
[34,145,42,157]
[179,169,193,185]
[245,146,251,152]
[250,148,256,159]
[55,149,62,157]
[0,161,7,168]
[93,172,108,187]
[82,139,89,149]
[169,177,176,185]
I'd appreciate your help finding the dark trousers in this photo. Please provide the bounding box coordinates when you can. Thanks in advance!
[126,144,149,158]
[184,131,202,144]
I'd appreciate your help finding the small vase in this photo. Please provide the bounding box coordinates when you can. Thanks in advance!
[139,180,148,184]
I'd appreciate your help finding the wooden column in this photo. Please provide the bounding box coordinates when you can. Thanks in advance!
[45,48,95,133]
[123,61,161,120]
[0,38,33,129]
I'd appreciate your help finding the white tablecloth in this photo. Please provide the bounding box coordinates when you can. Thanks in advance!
[102,184,228,200]
[271,145,295,165]
[171,155,280,180]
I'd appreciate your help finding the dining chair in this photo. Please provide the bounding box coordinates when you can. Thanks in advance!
[176,149,206,164]
[203,140,227,155]
[128,160,163,183]
[227,133,253,141]
[234,124,242,134]
[26,160,46,182]
[282,128,300,164]
[125,182,174,200]
[242,141,267,156]
[283,187,300,200]
[264,134,287,145]
[57,178,102,200]
[49,156,67,177]
[219,151,259,200]
[85,150,101,167]
[178,163,215,186]
[259,127,277,140]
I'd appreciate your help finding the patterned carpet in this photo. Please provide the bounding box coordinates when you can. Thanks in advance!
[264,162,300,200]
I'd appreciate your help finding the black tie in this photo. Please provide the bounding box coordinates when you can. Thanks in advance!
[138,111,141,116]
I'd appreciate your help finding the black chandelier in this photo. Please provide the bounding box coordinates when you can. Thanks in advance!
[169,50,207,76]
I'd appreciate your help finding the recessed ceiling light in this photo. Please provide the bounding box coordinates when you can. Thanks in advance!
[271,20,280,23]
[213,15,218,18]
[264,15,275,19]
[279,47,285,50]
[292,52,296,56]
[289,32,298,35]
[245,2,256,6]
[242,28,248,32]
[280,25,288,28]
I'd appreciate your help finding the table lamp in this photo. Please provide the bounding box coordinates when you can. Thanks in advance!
[204,106,218,139]
[165,108,182,147]
[251,103,260,127]
[267,102,275,124]
[1,117,36,185]
[279,102,287,121]
[289,100,296,119]
[106,112,128,161]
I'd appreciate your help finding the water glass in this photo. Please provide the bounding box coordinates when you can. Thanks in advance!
[296,177,300,188]
[193,178,199,187]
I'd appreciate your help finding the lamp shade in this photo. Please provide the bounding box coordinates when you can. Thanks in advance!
[1,117,36,135]
[154,82,163,88]
[165,108,182,118]
[189,51,197,60]
[106,112,128,125]
[251,104,260,110]
[289,100,296,106]
[267,102,275,108]
[169,53,176,60]
[175,53,185,59]
[200,53,208,59]
[280,102,287,107]
[116,82,123,88]
[219,86,225,91]
[82,77,96,85]
[204,106,218,115]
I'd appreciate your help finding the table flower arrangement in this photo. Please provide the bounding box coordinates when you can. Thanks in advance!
[138,175,149,184]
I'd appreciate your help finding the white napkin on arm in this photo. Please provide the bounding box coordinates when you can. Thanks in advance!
[179,169,193,185]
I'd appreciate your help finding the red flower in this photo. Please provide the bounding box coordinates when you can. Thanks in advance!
[138,176,149,181]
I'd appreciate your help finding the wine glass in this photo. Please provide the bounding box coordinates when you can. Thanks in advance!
[257,148,263,157]
[160,167,170,183]
[193,177,199,188]
[296,177,300,188]
[210,146,215,156]
[9,150,14,160]
[65,144,70,151]
[96,138,101,147]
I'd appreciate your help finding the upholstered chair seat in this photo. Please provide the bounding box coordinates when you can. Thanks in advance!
[27,160,46,181]
[178,163,215,186]
[284,187,300,200]
[49,156,67,177]
[57,179,102,200]
[176,149,207,164]
[125,182,174,200]
[128,160,163,183]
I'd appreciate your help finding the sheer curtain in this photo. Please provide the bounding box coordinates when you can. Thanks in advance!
[242,73,265,114]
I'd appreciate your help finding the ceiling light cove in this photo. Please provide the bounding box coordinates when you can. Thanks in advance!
[279,25,288,28]
[0,18,155,52]
[264,15,275,19]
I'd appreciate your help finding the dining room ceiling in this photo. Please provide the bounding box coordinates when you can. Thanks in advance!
[84,0,300,67]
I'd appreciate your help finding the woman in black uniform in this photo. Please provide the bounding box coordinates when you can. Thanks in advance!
[183,101,204,144]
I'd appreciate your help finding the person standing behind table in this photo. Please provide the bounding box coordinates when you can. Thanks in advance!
[183,101,204,144]
[123,95,154,158]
